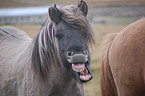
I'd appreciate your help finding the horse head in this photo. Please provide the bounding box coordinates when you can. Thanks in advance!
[49,1,94,83]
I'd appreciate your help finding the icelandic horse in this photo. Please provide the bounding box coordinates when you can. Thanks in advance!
[0,0,94,96]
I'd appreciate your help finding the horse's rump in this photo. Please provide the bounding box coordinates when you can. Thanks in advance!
[100,33,118,96]
[101,18,145,96]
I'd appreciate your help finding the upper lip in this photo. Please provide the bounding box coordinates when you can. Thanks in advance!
[67,53,88,64]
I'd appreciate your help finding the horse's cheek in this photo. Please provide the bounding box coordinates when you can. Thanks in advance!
[59,39,65,52]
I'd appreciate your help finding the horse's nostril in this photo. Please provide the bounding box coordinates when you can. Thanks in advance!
[83,50,88,55]
[66,51,74,57]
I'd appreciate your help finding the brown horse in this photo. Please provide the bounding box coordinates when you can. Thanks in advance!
[101,18,145,96]
[0,0,94,96]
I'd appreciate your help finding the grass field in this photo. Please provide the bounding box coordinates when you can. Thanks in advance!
[0,24,127,96]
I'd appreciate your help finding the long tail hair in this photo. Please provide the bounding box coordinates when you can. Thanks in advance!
[100,33,118,96]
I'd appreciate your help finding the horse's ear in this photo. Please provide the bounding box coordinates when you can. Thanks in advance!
[49,4,61,25]
[78,0,88,17]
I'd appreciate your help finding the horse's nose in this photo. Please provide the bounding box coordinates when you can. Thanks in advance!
[66,50,89,63]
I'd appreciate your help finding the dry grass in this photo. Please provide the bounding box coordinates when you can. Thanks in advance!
[0,24,127,96]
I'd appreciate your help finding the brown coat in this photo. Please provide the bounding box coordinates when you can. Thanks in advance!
[101,18,145,96]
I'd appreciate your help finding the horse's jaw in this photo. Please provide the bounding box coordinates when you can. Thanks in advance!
[67,54,93,82]
[71,62,93,82]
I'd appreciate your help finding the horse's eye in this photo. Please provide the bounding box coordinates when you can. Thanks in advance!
[55,34,63,39]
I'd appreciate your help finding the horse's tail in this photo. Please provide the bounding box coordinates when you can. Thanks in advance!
[100,33,118,96]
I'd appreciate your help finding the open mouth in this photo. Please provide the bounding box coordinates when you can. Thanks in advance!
[67,51,93,82]
[72,62,93,82]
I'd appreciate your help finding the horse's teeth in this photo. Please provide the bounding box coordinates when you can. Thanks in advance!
[80,74,91,81]
[80,68,85,72]
[72,67,85,72]
[72,63,85,72]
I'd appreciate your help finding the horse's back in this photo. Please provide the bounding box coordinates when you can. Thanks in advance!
[0,26,32,60]
[0,26,32,65]
[109,18,145,96]
[0,26,31,42]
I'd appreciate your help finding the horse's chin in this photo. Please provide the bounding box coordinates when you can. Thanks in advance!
[71,62,93,83]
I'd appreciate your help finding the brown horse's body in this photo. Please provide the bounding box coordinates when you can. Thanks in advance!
[101,18,145,96]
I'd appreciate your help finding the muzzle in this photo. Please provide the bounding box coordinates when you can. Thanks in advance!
[66,50,93,82]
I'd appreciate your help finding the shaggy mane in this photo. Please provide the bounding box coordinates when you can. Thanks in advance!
[32,22,59,80]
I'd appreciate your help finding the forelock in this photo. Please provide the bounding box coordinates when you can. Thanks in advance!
[60,5,88,32]
[59,5,94,44]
